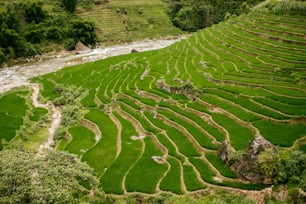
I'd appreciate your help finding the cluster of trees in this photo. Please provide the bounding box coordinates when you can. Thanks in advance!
[0,1,97,65]
[257,149,306,203]
[164,0,264,31]
[0,149,105,203]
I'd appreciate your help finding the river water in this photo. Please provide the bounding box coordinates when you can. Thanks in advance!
[0,38,181,94]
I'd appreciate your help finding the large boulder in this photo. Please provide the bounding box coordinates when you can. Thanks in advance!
[218,135,276,184]
[75,42,91,54]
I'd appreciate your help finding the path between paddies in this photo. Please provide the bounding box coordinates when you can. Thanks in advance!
[28,83,62,155]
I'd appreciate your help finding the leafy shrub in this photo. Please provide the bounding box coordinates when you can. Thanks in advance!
[0,48,5,65]
[45,27,64,43]
[62,0,78,13]
[70,20,98,47]
[24,2,46,24]
[24,24,46,44]
[64,38,77,50]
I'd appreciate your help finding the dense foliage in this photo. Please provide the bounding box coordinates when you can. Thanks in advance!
[0,150,103,203]
[164,0,264,31]
[62,0,78,13]
[0,2,97,65]
[257,149,306,203]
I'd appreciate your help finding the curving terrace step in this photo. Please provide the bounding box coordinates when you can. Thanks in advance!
[213,26,306,63]
[81,119,102,143]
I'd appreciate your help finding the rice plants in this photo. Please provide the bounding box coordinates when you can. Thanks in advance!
[82,109,117,175]
[252,120,306,147]
[144,111,200,157]
[0,91,28,150]
[159,157,183,194]
[210,113,253,151]
[9,6,305,194]
[65,126,96,155]
[99,112,142,194]
[205,152,237,179]
[125,136,167,193]
[183,164,205,191]
[29,107,48,122]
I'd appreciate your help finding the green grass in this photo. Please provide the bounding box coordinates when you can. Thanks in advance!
[159,157,183,194]
[0,91,28,150]
[211,113,253,151]
[65,126,96,155]
[144,111,200,157]
[205,152,237,179]
[4,6,305,194]
[159,101,226,142]
[157,109,218,150]
[82,109,117,175]
[189,157,216,183]
[253,120,306,147]
[77,0,183,42]
[253,97,306,116]
[300,144,306,153]
[99,111,142,194]
[183,164,205,191]
[125,136,167,193]
[29,107,48,122]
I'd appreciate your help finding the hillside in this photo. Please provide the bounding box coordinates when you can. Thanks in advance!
[0,0,182,43]
[77,0,182,43]
[0,0,306,203]
[32,4,306,191]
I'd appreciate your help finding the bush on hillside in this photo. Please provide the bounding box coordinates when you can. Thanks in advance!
[0,48,4,65]
[24,2,46,23]
[64,38,77,51]
[71,20,98,48]
[62,0,78,13]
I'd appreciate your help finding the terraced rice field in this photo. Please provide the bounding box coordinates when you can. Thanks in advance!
[31,11,306,194]
[77,0,182,41]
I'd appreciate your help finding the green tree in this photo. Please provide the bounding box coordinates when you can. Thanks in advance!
[24,2,46,24]
[0,150,103,203]
[0,48,5,65]
[62,0,78,13]
[71,20,97,47]
[257,148,280,178]
[165,0,264,31]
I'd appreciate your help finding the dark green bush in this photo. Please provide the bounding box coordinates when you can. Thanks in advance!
[62,0,78,13]
[45,27,64,42]
[64,38,77,51]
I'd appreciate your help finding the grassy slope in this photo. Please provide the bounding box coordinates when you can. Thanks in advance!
[77,0,182,43]
[0,0,182,44]
[10,2,306,194]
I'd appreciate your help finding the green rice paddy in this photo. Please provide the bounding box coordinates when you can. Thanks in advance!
[1,9,305,194]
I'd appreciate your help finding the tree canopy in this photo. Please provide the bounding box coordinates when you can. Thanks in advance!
[0,150,103,203]
[165,0,264,31]
[0,2,97,65]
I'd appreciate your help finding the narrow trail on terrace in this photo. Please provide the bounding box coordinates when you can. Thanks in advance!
[29,83,61,154]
